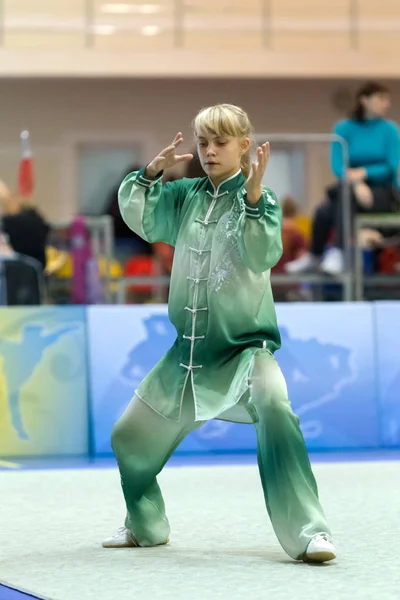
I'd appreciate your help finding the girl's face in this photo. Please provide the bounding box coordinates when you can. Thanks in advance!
[196,133,250,186]
[361,92,391,118]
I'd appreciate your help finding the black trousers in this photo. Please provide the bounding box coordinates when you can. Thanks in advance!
[310,183,398,256]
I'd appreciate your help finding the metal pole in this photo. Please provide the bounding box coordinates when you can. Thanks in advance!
[338,137,353,300]
[342,273,353,302]
[261,0,272,48]
[85,0,94,48]
[354,218,363,300]
[173,0,184,48]
[263,133,347,144]
[102,216,114,304]
[84,216,113,305]
[116,281,127,305]
[348,0,359,50]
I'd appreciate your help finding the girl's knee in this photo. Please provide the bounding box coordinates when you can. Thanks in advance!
[249,353,291,413]
[111,419,130,454]
[111,396,144,452]
[251,382,290,414]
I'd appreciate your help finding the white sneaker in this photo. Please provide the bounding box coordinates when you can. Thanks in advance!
[320,247,344,275]
[102,526,138,548]
[285,252,319,274]
[303,534,336,563]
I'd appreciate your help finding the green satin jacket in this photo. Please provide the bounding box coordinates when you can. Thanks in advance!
[118,168,283,423]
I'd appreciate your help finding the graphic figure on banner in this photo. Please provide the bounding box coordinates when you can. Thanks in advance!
[121,315,174,384]
[0,324,77,439]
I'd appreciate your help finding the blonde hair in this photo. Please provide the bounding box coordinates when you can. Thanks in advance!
[192,104,254,178]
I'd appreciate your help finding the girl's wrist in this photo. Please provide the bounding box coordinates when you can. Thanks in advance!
[246,188,263,205]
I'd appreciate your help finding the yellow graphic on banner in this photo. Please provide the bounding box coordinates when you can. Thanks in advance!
[0,460,20,469]
[0,307,89,457]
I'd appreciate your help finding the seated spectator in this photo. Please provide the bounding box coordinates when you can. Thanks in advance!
[106,164,153,260]
[0,180,49,269]
[286,81,400,275]
[273,196,308,271]
[272,196,309,301]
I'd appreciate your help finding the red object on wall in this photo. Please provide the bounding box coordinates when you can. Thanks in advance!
[18,131,34,197]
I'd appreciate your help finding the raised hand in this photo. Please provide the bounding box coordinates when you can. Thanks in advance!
[246,142,270,205]
[145,133,193,178]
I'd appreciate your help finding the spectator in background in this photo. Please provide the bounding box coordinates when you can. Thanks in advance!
[273,196,308,300]
[106,164,153,259]
[0,179,49,269]
[286,81,400,275]
[274,196,307,269]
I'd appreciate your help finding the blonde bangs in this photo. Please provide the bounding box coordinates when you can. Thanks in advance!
[193,104,248,139]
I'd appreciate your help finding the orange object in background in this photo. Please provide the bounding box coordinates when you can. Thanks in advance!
[273,197,308,273]
[294,215,311,241]
[152,242,174,274]
[124,255,161,294]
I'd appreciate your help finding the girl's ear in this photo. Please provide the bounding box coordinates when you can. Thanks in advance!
[240,137,251,155]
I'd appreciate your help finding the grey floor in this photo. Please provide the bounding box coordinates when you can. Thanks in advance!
[1,460,400,600]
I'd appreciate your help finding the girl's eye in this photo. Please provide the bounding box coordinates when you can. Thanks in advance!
[217,141,227,146]
[198,142,207,147]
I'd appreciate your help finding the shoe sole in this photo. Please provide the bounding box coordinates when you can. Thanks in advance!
[303,550,336,563]
[102,541,137,548]
[102,538,170,549]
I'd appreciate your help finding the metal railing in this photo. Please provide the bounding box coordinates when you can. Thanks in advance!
[0,0,396,51]
[354,214,400,301]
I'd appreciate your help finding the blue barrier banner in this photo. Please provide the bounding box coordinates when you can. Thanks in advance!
[275,303,378,449]
[0,307,89,456]
[374,302,400,447]
[88,302,379,454]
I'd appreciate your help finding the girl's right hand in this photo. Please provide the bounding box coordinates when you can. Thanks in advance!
[145,133,193,178]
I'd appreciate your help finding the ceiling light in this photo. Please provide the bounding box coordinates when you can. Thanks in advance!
[101,3,160,14]
[141,24,160,35]
[140,5,160,14]
[101,3,131,13]
[94,24,117,35]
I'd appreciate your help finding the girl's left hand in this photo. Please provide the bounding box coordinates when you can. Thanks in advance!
[246,142,270,205]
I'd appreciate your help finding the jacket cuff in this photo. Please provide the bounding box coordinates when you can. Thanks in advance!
[244,193,266,219]
[136,167,164,188]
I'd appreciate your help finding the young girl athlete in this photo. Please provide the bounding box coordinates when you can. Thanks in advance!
[103,104,336,563]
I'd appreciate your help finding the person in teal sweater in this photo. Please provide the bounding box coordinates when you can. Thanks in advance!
[286,81,400,275]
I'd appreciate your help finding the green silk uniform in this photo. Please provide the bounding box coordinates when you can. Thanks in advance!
[112,168,332,559]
